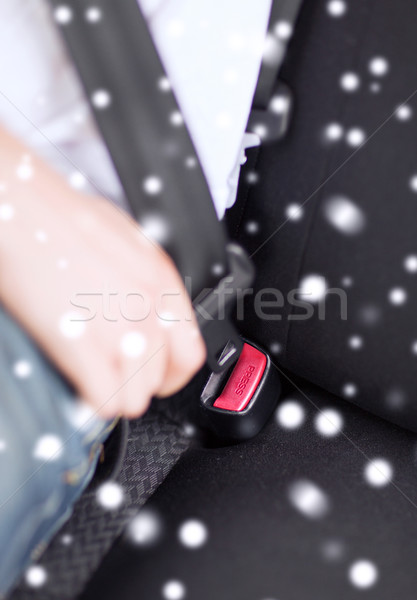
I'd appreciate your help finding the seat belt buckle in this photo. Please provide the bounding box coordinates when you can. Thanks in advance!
[199,339,281,442]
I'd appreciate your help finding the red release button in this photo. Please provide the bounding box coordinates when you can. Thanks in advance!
[213,343,267,412]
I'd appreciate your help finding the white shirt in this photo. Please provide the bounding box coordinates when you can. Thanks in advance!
[0,0,271,218]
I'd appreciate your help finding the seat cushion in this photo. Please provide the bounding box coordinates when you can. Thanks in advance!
[227,0,417,433]
[82,378,417,600]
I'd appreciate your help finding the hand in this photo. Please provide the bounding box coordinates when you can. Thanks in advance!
[0,128,206,419]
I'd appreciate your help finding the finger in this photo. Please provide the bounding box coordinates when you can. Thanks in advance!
[118,327,168,418]
[73,347,122,419]
[156,315,206,398]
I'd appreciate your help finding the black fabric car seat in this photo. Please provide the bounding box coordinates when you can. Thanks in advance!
[11,0,417,598]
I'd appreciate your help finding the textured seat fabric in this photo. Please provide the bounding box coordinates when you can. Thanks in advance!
[227,0,417,433]
[10,393,196,600]
[81,379,417,600]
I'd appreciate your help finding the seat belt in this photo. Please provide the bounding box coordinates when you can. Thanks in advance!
[48,0,253,375]
[48,0,304,439]
[47,0,303,371]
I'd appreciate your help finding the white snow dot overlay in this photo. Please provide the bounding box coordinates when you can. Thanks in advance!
[404,255,417,272]
[0,203,14,221]
[269,94,291,115]
[315,409,344,437]
[13,359,32,378]
[65,400,96,431]
[163,580,186,600]
[288,480,330,519]
[57,258,69,270]
[25,565,48,588]
[158,77,171,92]
[327,0,347,17]
[178,519,208,549]
[35,229,48,243]
[69,171,87,190]
[96,482,124,510]
[16,163,34,181]
[298,274,327,302]
[349,560,379,589]
[410,175,417,192]
[246,171,259,184]
[385,388,406,410]
[141,215,169,244]
[270,341,282,354]
[324,122,344,142]
[170,111,184,126]
[91,89,112,110]
[286,203,304,221]
[369,56,389,77]
[364,458,393,487]
[388,287,407,306]
[274,20,293,40]
[396,104,413,121]
[127,509,161,546]
[185,156,197,168]
[120,331,147,358]
[143,175,163,195]
[346,128,366,147]
[61,534,73,546]
[321,539,345,562]
[348,335,363,350]
[158,311,177,328]
[252,123,268,139]
[211,263,225,277]
[182,422,198,437]
[340,72,360,92]
[359,304,381,326]
[323,195,365,235]
[262,33,281,67]
[54,5,73,25]
[245,220,259,234]
[85,7,102,23]
[59,312,86,339]
[33,435,63,462]
[276,400,305,430]
[343,383,357,398]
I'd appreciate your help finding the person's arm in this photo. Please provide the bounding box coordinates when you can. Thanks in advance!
[0,125,205,418]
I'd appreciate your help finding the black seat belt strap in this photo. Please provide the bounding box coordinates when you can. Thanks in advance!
[48,0,253,373]
[48,0,303,372]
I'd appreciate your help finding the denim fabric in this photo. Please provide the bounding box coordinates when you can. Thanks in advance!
[0,305,112,597]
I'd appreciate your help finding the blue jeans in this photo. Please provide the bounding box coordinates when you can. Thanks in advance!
[0,305,113,597]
